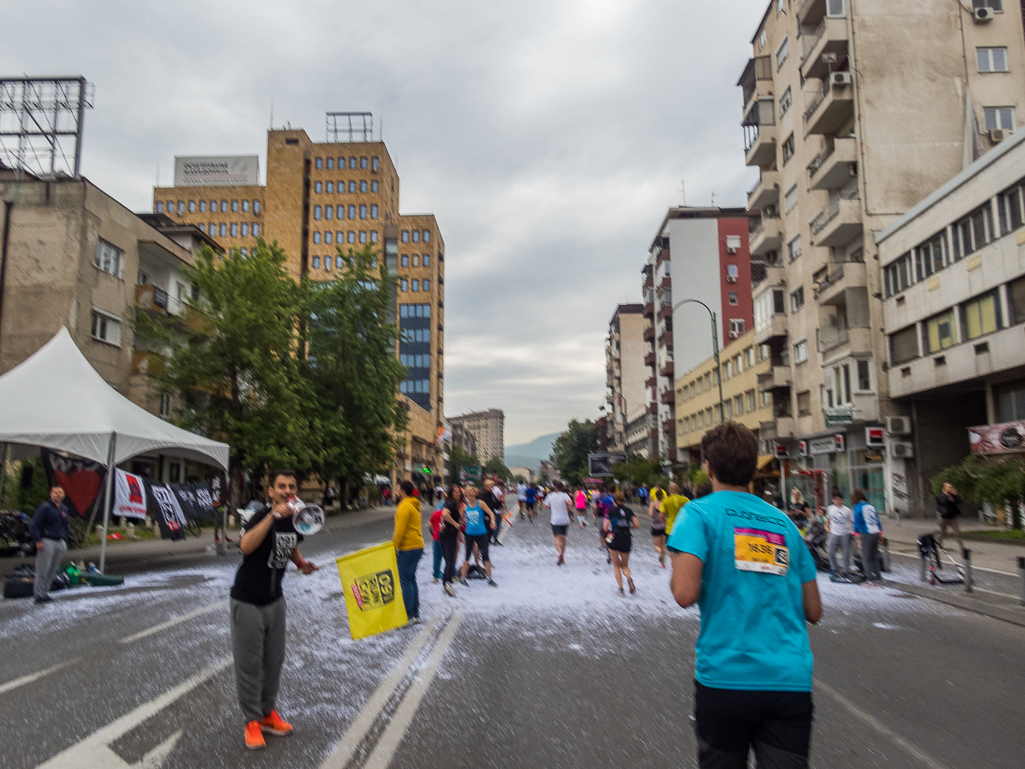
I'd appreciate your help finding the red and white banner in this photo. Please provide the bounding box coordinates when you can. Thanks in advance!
[113,469,148,519]
[968,420,1025,455]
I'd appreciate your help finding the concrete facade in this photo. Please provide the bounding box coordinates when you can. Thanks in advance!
[153,127,445,486]
[877,126,1025,515]
[448,409,504,464]
[605,304,647,453]
[741,0,1025,513]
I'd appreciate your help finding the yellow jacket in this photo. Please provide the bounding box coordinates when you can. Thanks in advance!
[393,496,425,551]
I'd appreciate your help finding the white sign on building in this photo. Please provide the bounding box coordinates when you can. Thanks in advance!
[173,156,259,187]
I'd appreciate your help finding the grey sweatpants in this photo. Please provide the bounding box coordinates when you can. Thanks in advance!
[826,533,852,575]
[230,597,286,723]
[34,538,67,601]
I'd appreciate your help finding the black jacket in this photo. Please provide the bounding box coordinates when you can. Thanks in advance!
[936,493,961,519]
[29,500,71,542]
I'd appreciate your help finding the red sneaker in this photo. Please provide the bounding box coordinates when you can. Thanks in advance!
[260,710,294,736]
[245,721,266,750]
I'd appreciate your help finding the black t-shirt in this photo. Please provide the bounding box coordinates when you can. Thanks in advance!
[230,509,304,606]
[440,499,462,539]
[478,491,500,525]
[606,505,636,543]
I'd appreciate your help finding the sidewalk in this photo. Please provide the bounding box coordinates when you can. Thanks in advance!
[879,514,1025,575]
[0,505,395,578]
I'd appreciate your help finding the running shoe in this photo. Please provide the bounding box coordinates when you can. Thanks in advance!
[458,576,469,587]
[556,553,565,566]
[628,578,636,595]
[245,721,266,750]
[487,578,498,587]
[260,710,293,736]
[407,617,423,626]
[443,583,456,597]
[617,587,625,597]
[432,577,439,584]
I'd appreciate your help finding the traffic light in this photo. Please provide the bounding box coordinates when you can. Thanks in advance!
[422,466,431,475]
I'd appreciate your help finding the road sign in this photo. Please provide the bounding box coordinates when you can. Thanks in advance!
[458,465,482,483]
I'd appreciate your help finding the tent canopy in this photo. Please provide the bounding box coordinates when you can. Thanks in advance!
[0,327,228,469]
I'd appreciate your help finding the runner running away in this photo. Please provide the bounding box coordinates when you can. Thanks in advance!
[517,481,528,519]
[649,490,668,568]
[604,491,639,595]
[459,486,498,587]
[574,486,589,528]
[524,484,538,522]
[545,481,573,566]
[661,483,690,538]
[439,485,464,597]
[596,483,616,562]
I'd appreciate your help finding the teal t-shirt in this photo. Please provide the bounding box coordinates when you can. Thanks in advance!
[667,490,817,692]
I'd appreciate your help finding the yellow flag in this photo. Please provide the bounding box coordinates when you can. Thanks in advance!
[335,542,408,640]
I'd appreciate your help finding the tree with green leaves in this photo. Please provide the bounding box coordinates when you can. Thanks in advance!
[303,244,408,506]
[933,453,1025,530]
[139,240,316,506]
[449,446,479,469]
[610,454,664,488]
[483,456,513,482]
[551,419,597,485]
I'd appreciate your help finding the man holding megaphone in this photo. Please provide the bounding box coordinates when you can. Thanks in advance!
[229,469,318,751]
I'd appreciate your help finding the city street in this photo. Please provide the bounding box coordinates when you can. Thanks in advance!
[2,505,1024,769]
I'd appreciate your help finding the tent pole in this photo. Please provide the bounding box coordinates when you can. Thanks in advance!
[99,433,117,573]
[0,442,8,508]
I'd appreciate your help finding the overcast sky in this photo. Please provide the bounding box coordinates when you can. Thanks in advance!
[3,0,766,445]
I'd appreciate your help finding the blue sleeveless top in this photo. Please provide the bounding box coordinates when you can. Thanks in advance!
[464,503,487,536]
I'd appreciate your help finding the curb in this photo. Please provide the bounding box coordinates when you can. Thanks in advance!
[886,578,1025,629]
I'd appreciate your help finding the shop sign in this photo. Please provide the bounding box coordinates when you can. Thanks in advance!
[866,427,885,448]
[865,452,885,464]
[809,437,836,455]
[825,406,853,427]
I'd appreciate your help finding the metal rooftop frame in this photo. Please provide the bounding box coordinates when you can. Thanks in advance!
[325,112,374,143]
[0,76,94,179]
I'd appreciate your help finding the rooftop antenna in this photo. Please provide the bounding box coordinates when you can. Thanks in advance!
[680,179,687,206]
[269,101,274,130]
[711,190,716,206]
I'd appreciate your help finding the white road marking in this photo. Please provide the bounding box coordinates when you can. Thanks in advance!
[36,658,230,769]
[0,658,79,696]
[361,607,465,769]
[318,611,445,769]
[890,550,1018,577]
[816,679,953,769]
[120,600,228,644]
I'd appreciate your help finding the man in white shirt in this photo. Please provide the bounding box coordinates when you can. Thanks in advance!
[824,491,854,578]
[544,481,573,566]
[516,483,528,519]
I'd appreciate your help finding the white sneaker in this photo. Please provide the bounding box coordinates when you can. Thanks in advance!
[443,584,455,597]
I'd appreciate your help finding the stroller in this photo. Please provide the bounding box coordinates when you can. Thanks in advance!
[917,532,965,585]
[804,521,830,572]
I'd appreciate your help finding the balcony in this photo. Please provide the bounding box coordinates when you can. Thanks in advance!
[661,416,676,433]
[658,331,674,349]
[644,351,657,368]
[646,402,658,416]
[797,0,829,25]
[807,137,857,191]
[643,325,655,342]
[757,366,792,393]
[804,75,855,136]
[744,121,777,168]
[800,17,849,80]
[660,359,675,379]
[131,349,165,377]
[643,273,653,289]
[814,260,865,305]
[755,314,788,345]
[818,326,872,360]
[660,389,675,405]
[749,217,782,256]
[738,55,773,111]
[809,191,862,248]
[748,170,780,212]
[657,304,673,322]
[135,284,171,316]
[645,375,656,389]
[761,416,796,440]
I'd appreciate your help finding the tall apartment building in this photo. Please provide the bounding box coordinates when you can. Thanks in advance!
[741,0,1025,510]
[605,304,648,454]
[153,123,446,485]
[641,207,756,464]
[878,128,1025,515]
[448,409,504,464]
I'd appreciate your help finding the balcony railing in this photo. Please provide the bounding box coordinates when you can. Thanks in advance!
[806,143,836,182]
[818,263,845,292]
[804,83,829,124]
[810,190,859,236]
[801,18,828,62]
[819,327,850,353]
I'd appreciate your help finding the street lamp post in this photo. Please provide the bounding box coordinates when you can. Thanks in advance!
[672,299,725,424]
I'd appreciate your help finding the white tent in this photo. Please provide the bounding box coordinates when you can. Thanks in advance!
[0,327,229,569]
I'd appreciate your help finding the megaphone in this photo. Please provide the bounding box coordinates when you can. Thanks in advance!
[287,497,325,535]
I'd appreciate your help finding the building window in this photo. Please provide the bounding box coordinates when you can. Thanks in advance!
[412,255,420,268]
[359,231,367,244]
[313,232,321,244]
[998,178,1025,235]
[241,223,249,237]
[996,380,1025,422]
[159,392,172,418]
[914,231,948,281]
[175,201,183,214]
[890,325,919,364]
[401,254,409,267]
[348,231,356,243]
[230,223,238,237]
[412,230,421,244]
[90,311,121,346]
[730,319,745,336]
[790,286,804,312]
[207,222,214,234]
[797,391,811,416]
[924,309,956,353]
[724,360,733,380]
[313,205,322,220]
[360,157,368,169]
[314,181,323,194]
[978,47,1009,73]
[355,180,364,193]
[423,255,431,267]
[372,156,380,171]
[784,185,798,213]
[349,180,357,192]
[155,201,163,213]
[728,291,739,305]
[199,200,207,213]
[252,223,260,237]
[333,205,342,219]
[884,252,914,297]
[325,182,333,194]
[423,279,430,292]
[727,263,739,281]
[371,205,379,219]
[348,205,356,219]
[974,0,1003,10]
[952,203,994,259]
[787,234,802,262]
[794,339,808,363]
[312,256,321,269]
[984,107,1015,132]
[400,279,408,292]
[229,200,237,213]
[198,224,206,234]
[781,133,795,165]
[962,291,1001,340]
[857,358,872,391]
[324,257,331,271]
[94,239,124,278]
[253,200,260,214]
[779,87,792,118]
[1008,275,1025,324]
[242,200,250,212]
[217,200,225,212]
[187,200,196,213]
[370,231,379,244]
[325,205,333,220]
[240,248,248,257]
[747,390,757,412]
[325,232,333,245]
[401,230,409,243]
[219,223,227,237]
[776,37,789,69]
[412,279,420,292]
[315,157,323,170]
[761,390,772,408]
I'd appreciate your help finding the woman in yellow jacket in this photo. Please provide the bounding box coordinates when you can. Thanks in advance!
[394,481,425,624]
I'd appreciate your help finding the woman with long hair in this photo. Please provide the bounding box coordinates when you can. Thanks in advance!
[439,485,464,597]
[459,485,498,587]
[852,489,883,586]
[604,491,640,596]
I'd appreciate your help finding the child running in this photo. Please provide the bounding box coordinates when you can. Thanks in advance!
[459,485,498,587]
[604,491,639,595]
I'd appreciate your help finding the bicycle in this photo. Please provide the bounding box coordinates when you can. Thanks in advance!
[0,511,34,556]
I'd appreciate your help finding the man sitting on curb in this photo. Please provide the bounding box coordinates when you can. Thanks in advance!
[669,422,822,769]
[230,469,318,751]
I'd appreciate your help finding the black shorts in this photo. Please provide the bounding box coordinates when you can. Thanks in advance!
[526,502,536,511]
[694,680,813,768]
[464,533,490,563]
[551,524,568,537]
[608,533,632,553]
[651,527,667,538]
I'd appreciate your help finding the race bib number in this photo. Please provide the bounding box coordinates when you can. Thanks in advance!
[734,527,789,576]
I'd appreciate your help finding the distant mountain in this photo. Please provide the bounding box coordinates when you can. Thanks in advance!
[504,432,560,470]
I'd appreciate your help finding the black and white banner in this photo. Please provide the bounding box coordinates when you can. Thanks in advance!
[146,482,187,541]
[113,470,148,520]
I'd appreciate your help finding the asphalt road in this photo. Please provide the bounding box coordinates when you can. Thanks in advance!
[1,504,1023,769]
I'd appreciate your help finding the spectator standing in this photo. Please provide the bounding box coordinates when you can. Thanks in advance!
[439,485,464,597]
[393,481,425,622]
[29,485,71,604]
[853,490,883,586]
[429,502,444,584]
[669,423,821,768]
[824,491,854,578]
[230,470,318,751]
[936,483,964,552]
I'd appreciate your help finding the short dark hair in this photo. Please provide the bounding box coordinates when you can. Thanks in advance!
[400,480,416,496]
[832,490,844,500]
[270,469,298,486]
[701,422,758,487]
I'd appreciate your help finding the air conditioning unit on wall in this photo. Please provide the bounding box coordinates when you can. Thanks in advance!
[887,416,912,435]
[892,442,914,459]
[990,128,1007,143]
[973,7,995,23]
[831,72,852,88]
[729,330,740,339]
